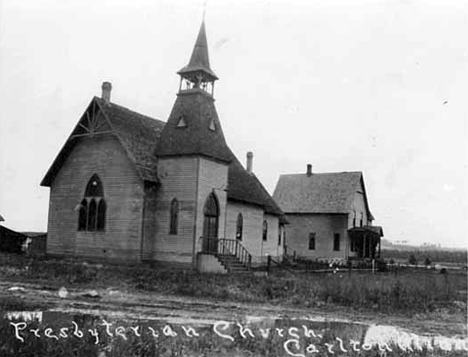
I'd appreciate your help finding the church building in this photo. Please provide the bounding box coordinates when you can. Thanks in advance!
[41,21,286,273]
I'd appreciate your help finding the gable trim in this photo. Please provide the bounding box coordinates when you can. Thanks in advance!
[41,97,156,187]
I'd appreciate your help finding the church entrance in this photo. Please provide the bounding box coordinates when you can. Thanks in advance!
[202,192,219,254]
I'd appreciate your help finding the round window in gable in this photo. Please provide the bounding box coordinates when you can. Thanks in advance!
[176,115,187,128]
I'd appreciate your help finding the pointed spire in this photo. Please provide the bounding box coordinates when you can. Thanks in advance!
[178,20,218,82]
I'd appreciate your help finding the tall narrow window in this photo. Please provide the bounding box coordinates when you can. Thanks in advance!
[88,199,97,231]
[96,199,106,231]
[169,198,179,234]
[78,199,88,231]
[360,213,363,227]
[309,232,316,250]
[333,233,340,251]
[236,213,243,240]
[262,220,268,241]
[78,174,106,232]
[278,225,282,246]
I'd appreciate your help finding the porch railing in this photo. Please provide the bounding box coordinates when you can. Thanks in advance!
[200,237,252,270]
[284,245,297,262]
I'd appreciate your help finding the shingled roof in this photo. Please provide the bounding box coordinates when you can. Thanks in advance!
[95,97,165,180]
[177,21,218,81]
[227,154,284,218]
[156,90,232,163]
[41,96,284,219]
[41,97,165,186]
[273,171,374,219]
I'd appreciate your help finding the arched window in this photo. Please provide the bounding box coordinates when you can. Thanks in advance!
[169,198,179,234]
[85,174,103,197]
[236,213,243,240]
[262,220,268,241]
[204,193,219,217]
[78,199,88,231]
[78,174,106,232]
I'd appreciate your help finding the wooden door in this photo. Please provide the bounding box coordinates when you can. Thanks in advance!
[202,193,219,253]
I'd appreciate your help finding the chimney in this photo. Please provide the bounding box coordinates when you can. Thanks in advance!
[246,151,253,174]
[101,81,112,103]
[307,164,312,176]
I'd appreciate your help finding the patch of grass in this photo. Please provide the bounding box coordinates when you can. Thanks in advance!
[0,253,466,315]
[0,297,47,312]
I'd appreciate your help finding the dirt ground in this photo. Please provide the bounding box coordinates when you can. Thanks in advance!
[1,279,466,339]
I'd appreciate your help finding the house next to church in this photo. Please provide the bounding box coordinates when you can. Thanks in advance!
[273,164,383,262]
[40,21,287,273]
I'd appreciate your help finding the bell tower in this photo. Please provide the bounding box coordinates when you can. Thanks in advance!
[153,20,230,268]
[177,21,218,96]
[157,20,231,163]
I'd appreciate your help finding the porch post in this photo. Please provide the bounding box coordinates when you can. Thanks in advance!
[378,238,381,258]
[363,234,367,258]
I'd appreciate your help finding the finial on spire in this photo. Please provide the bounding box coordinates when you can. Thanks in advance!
[177,16,218,96]
[202,1,206,21]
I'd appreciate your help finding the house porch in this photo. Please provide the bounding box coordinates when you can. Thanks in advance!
[348,226,384,259]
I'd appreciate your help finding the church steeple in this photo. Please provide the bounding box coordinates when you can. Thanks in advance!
[177,21,218,96]
[156,21,231,163]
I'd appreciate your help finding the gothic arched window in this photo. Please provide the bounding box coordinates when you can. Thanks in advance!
[169,198,179,234]
[236,213,243,240]
[78,174,106,232]
[262,220,268,241]
[85,174,103,197]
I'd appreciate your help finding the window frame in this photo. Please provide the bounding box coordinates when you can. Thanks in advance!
[236,213,243,241]
[78,174,106,232]
[333,233,340,251]
[262,220,268,242]
[169,198,179,235]
[308,232,316,250]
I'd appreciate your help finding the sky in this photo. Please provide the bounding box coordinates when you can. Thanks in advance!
[0,0,467,248]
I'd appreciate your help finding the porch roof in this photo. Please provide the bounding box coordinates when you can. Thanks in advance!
[348,225,384,237]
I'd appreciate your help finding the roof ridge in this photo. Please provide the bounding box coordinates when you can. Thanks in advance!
[281,171,362,177]
[273,170,366,215]
[94,96,166,126]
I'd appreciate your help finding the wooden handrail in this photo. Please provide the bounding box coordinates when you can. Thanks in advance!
[284,245,297,262]
[267,255,296,274]
[200,237,252,270]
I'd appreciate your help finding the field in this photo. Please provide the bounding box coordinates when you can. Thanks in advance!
[381,248,467,267]
[0,253,466,315]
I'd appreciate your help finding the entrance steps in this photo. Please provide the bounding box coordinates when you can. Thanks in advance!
[216,254,250,273]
